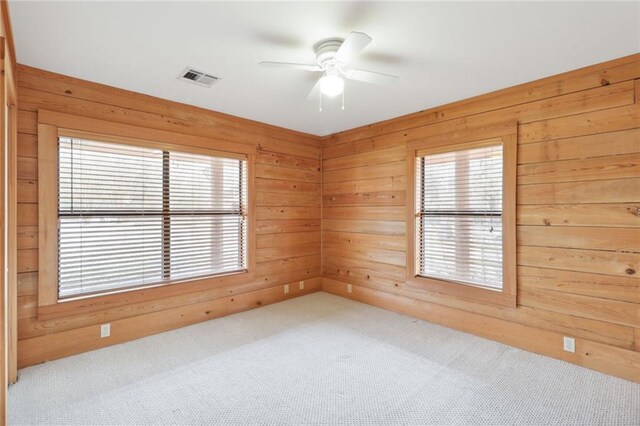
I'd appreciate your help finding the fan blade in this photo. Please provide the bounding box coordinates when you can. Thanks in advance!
[335,32,372,64]
[306,78,322,100]
[344,68,399,85]
[259,62,322,72]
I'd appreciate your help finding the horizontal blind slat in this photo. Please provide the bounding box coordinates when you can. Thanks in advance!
[58,136,248,299]
[417,144,503,290]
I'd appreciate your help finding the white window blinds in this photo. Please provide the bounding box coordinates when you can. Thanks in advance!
[58,136,247,299]
[416,144,503,290]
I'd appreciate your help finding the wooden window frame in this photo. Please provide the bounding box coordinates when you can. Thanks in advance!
[37,109,256,319]
[406,127,517,308]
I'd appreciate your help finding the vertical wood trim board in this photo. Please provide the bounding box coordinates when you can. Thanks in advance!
[2,0,20,421]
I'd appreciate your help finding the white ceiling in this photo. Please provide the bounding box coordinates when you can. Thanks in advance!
[10,1,640,136]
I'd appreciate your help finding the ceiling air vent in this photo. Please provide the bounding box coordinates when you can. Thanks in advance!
[178,67,220,88]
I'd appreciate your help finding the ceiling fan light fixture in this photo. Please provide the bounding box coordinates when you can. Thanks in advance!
[259,32,399,107]
[320,74,344,97]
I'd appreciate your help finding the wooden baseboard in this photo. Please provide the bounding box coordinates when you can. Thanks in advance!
[17,278,321,368]
[322,278,640,383]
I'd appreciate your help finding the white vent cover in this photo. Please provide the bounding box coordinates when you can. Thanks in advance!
[178,67,220,88]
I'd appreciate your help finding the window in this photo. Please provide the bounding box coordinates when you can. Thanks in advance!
[57,136,248,299]
[408,133,516,307]
[416,144,503,289]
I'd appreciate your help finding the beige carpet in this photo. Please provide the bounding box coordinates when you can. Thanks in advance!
[8,292,640,425]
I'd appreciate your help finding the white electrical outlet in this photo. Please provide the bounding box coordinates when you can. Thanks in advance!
[100,323,111,338]
[347,284,353,293]
[299,281,304,290]
[563,336,575,353]
[284,284,289,294]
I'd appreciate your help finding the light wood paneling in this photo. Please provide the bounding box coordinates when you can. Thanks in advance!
[17,84,318,150]
[323,219,406,235]
[323,244,406,267]
[256,192,320,207]
[13,51,640,385]
[517,204,640,228]
[322,54,640,382]
[18,277,321,368]
[518,246,639,278]
[323,206,406,221]
[325,55,640,144]
[16,226,36,249]
[322,175,406,194]
[16,179,36,202]
[518,265,639,301]
[16,66,322,367]
[518,178,640,205]
[36,123,57,307]
[17,272,37,297]
[17,133,37,158]
[17,65,319,146]
[323,161,406,183]
[323,190,405,207]
[323,231,406,251]
[256,255,320,277]
[256,206,321,220]
[518,226,640,252]
[517,153,640,185]
[256,219,320,234]
[16,156,35,179]
[323,146,406,171]
[329,80,636,153]
[1,0,20,417]
[255,151,320,170]
[518,289,639,328]
[519,105,640,144]
[255,163,320,182]
[518,128,640,165]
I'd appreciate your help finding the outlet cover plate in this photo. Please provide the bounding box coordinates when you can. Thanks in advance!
[563,336,575,353]
[100,323,111,338]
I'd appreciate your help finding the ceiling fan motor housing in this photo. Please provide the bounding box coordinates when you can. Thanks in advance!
[314,39,344,67]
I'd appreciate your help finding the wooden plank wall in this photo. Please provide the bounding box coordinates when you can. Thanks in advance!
[15,65,323,368]
[13,54,640,383]
[1,0,18,420]
[321,54,640,382]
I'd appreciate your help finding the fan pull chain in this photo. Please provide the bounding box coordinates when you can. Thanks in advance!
[319,92,323,112]
[341,88,345,110]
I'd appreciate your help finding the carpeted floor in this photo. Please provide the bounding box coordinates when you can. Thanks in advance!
[8,292,640,425]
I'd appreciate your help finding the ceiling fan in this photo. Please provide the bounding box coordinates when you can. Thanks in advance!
[259,32,399,108]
